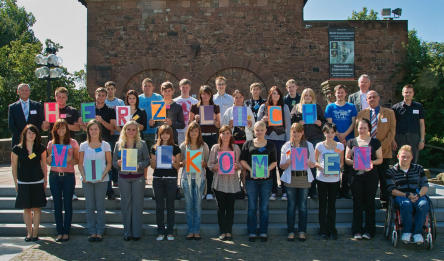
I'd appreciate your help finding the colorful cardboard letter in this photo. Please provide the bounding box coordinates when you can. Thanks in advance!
[199,105,215,125]
[353,147,371,170]
[218,151,235,175]
[233,106,247,127]
[324,153,340,175]
[268,106,283,126]
[291,147,308,171]
[84,159,103,182]
[44,102,59,123]
[252,154,268,178]
[81,102,96,123]
[122,149,138,172]
[302,104,317,124]
[116,106,131,126]
[186,149,202,173]
[151,101,166,121]
[156,146,173,169]
[51,144,69,168]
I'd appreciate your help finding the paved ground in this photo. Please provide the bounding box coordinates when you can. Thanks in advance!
[1,234,443,261]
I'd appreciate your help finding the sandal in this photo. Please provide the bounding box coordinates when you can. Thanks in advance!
[185,234,194,240]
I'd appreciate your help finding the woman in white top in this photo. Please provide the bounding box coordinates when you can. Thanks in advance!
[222,90,255,144]
[280,123,316,241]
[78,120,112,242]
[314,123,344,240]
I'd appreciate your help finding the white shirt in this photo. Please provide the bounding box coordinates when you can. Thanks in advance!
[315,142,344,183]
[360,91,369,110]
[173,96,198,132]
[79,141,111,182]
[213,93,234,119]
[222,106,255,141]
[280,141,315,184]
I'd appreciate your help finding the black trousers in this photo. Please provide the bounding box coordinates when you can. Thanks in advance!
[376,159,391,202]
[340,164,352,196]
[214,190,236,234]
[203,134,218,195]
[317,181,339,235]
[351,172,379,236]
[153,178,177,235]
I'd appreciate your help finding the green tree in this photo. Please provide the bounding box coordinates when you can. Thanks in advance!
[0,0,37,46]
[348,7,378,20]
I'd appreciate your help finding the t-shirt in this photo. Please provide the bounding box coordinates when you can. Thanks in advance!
[240,140,277,181]
[95,104,116,142]
[190,104,220,133]
[12,144,45,182]
[105,97,125,135]
[138,92,163,134]
[173,96,198,133]
[47,139,79,173]
[245,98,265,121]
[48,105,80,140]
[284,93,301,112]
[392,101,425,135]
[79,141,111,182]
[131,108,147,135]
[315,141,344,183]
[150,144,181,178]
[325,102,357,141]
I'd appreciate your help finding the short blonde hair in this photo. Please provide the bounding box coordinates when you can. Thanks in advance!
[254,120,267,130]
[215,76,227,84]
[398,145,413,156]
[286,79,297,87]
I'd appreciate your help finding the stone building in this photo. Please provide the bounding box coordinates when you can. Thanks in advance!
[80,0,407,106]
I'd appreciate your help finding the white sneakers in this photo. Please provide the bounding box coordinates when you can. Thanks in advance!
[413,234,424,244]
[156,235,164,241]
[353,233,362,240]
[281,193,287,201]
[362,233,371,240]
[206,194,214,200]
[401,233,412,243]
[269,194,277,200]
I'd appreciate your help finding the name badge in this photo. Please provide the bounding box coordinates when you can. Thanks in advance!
[28,153,36,159]
[95,147,102,153]
[30,110,37,115]
[413,110,419,114]
[60,114,67,119]
[132,114,140,120]
[381,118,388,123]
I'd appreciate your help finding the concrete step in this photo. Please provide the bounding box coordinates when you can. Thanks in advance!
[1,222,443,237]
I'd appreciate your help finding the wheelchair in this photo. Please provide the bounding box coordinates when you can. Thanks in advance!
[383,195,437,249]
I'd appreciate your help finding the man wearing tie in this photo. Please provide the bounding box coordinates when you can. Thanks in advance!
[8,83,44,147]
[356,90,396,206]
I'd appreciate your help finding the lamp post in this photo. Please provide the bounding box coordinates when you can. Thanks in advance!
[35,47,63,101]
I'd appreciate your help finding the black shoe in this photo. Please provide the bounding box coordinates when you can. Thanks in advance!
[248,236,256,242]
[96,236,103,242]
[260,236,268,242]
[321,234,329,240]
[32,237,39,242]
[185,235,194,240]
[309,193,318,200]
[330,233,338,240]
[55,236,63,242]
[194,235,202,240]
[225,235,233,241]
[123,236,132,241]
[25,236,32,242]
[88,236,96,242]
[107,194,116,200]
[132,237,141,241]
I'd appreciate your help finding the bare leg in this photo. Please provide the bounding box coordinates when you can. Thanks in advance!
[23,209,32,238]
[31,208,41,238]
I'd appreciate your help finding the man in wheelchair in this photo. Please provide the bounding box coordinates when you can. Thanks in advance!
[386,145,429,244]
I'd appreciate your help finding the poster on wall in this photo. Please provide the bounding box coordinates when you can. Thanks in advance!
[329,27,355,79]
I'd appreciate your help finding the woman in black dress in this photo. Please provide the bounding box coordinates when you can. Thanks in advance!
[11,124,47,241]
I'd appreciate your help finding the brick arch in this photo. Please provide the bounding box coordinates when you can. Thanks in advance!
[122,69,180,95]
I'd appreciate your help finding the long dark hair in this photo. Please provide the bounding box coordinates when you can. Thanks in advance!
[155,124,175,148]
[51,119,71,145]
[126,89,139,108]
[197,85,215,106]
[184,121,204,147]
[265,86,285,107]
[19,124,41,151]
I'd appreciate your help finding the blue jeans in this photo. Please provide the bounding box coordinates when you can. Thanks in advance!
[49,172,75,235]
[246,179,273,235]
[286,187,309,233]
[182,178,205,234]
[396,196,429,234]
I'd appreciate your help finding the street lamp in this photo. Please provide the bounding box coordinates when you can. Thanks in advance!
[35,47,63,101]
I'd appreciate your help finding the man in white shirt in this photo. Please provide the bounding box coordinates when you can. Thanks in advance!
[173,79,198,145]
[213,76,234,118]
[348,74,371,112]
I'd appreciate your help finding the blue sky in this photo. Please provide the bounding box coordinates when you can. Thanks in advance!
[16,0,444,74]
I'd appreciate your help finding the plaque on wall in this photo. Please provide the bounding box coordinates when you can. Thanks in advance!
[329,28,355,79]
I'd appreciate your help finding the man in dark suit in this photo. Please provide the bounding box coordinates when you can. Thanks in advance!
[348,74,371,112]
[8,83,45,147]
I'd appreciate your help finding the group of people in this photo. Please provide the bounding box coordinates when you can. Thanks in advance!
[8,74,429,245]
